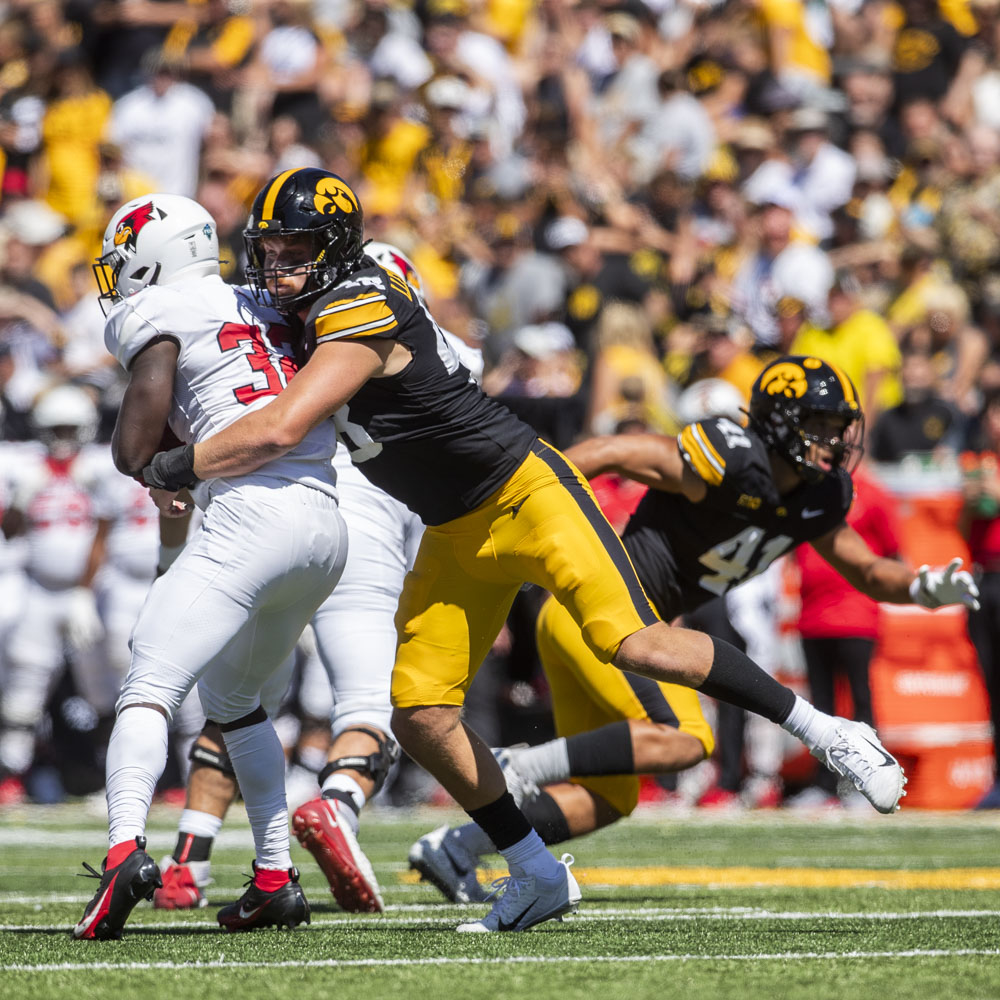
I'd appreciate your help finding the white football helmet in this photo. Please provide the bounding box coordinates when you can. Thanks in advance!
[31,384,99,458]
[365,240,424,296]
[675,378,747,425]
[94,194,220,314]
[365,239,485,380]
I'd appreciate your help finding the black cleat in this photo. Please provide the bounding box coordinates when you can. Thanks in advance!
[217,863,311,932]
[73,836,162,940]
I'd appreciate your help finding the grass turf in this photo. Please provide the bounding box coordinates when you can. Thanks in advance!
[2,803,998,1000]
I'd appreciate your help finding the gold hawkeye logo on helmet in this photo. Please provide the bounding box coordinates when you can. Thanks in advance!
[760,361,808,399]
[314,177,359,215]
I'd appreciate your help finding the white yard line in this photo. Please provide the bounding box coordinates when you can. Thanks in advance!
[2,907,998,932]
[5,950,1000,973]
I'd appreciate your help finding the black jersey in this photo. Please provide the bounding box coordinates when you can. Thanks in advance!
[307,263,536,525]
[622,416,854,620]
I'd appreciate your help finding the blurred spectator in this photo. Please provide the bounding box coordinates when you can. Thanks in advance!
[870,335,964,461]
[629,69,717,185]
[587,300,675,435]
[483,320,585,448]
[163,0,255,114]
[959,388,1000,807]
[728,196,834,347]
[790,465,902,808]
[107,53,215,197]
[742,106,856,243]
[39,50,111,229]
[239,0,326,136]
[790,271,903,423]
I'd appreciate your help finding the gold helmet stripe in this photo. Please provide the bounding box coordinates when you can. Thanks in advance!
[825,359,858,408]
[260,167,306,222]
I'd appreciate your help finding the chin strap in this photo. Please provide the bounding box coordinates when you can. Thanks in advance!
[318,727,400,795]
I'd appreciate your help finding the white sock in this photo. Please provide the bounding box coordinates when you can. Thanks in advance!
[0,728,34,775]
[322,773,366,835]
[106,706,168,849]
[177,809,224,840]
[510,739,570,786]
[781,696,837,751]
[222,720,292,871]
[500,830,560,878]
[453,821,495,859]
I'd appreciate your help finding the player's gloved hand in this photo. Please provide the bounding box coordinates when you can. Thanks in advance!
[909,557,981,611]
[66,587,104,652]
[142,444,199,492]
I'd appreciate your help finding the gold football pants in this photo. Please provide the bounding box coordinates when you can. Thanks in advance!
[391,440,659,709]
[536,593,714,816]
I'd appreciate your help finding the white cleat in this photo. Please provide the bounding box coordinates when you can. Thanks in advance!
[492,747,539,807]
[812,719,907,814]
[456,854,581,932]
[409,825,488,904]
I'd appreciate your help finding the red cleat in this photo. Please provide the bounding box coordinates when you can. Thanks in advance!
[153,859,207,910]
[292,796,383,913]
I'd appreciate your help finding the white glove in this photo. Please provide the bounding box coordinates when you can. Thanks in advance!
[909,557,981,611]
[66,587,105,652]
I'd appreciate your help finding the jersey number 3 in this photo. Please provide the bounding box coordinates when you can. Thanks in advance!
[217,322,296,405]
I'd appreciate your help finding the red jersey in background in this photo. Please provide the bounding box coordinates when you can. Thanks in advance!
[794,466,901,640]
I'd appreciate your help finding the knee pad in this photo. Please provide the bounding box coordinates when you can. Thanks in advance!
[188,723,236,778]
[318,727,400,795]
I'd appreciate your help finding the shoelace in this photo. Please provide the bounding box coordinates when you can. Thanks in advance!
[483,872,525,921]
[828,734,878,781]
[78,861,103,881]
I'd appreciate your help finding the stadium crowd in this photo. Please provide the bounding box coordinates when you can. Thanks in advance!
[0,0,998,813]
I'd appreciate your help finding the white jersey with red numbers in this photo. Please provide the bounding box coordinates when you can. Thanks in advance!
[8,444,106,589]
[103,274,339,504]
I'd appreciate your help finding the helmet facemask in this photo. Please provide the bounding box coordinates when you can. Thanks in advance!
[244,219,364,313]
[757,401,865,483]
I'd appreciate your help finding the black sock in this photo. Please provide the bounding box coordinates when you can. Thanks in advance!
[521,790,573,845]
[172,832,213,864]
[566,720,635,776]
[698,636,796,724]
[467,791,533,852]
[322,788,361,815]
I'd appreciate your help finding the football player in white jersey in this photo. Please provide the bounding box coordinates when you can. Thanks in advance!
[73,193,348,941]
[153,241,485,915]
[0,385,109,793]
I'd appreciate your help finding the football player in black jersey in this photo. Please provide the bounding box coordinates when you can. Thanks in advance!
[407,356,983,903]
[142,169,974,932]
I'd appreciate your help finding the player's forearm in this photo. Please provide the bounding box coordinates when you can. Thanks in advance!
[193,406,300,479]
[564,436,622,478]
[852,556,916,605]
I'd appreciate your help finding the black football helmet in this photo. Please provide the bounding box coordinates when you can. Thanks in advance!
[244,167,366,312]
[748,355,864,482]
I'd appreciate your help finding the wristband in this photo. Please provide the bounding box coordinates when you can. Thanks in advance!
[143,444,199,492]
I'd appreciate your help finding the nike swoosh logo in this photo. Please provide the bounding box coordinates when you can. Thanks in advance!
[237,903,266,921]
[802,508,824,519]
[497,898,537,931]
[74,873,118,937]
[861,736,898,768]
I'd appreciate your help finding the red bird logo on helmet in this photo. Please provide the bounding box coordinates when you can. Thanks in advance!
[113,202,157,253]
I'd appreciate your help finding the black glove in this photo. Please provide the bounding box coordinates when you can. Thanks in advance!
[142,444,199,491]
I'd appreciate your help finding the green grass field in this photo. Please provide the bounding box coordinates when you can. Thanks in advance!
[2,802,999,1000]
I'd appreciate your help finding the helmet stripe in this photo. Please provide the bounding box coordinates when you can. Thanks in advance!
[261,167,306,221]
[825,360,858,407]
